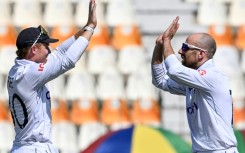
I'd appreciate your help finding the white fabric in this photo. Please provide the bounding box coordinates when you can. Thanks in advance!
[7,36,88,150]
[195,147,238,153]
[48,75,66,99]
[213,46,245,99]
[152,55,237,152]
[11,142,59,153]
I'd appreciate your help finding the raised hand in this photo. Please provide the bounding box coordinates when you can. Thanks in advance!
[155,33,164,47]
[162,16,179,41]
[152,16,180,64]
[155,16,179,47]
[86,0,97,29]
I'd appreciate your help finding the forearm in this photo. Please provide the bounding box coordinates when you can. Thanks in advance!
[54,30,91,55]
[152,63,186,95]
[163,39,175,59]
[74,24,95,41]
[66,36,89,63]
[56,37,75,54]
[151,44,163,64]
[152,63,166,88]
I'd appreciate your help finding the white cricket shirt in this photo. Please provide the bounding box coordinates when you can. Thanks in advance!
[152,54,237,152]
[7,36,88,146]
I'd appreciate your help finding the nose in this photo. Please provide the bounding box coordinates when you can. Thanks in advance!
[178,49,183,55]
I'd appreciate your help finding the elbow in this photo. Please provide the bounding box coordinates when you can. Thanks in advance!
[152,79,161,88]
[167,70,178,80]
[152,79,157,87]
[62,56,76,71]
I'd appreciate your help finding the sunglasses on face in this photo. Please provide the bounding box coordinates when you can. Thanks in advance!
[181,43,207,53]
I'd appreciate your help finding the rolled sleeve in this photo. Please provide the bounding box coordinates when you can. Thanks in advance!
[152,63,167,87]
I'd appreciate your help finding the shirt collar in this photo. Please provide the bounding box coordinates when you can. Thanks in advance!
[15,58,35,66]
[197,59,214,70]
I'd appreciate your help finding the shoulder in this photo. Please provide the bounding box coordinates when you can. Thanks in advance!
[200,59,227,78]
[202,65,229,85]
[14,62,46,80]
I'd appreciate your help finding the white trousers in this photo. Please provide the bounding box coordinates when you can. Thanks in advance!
[195,147,239,153]
[11,142,59,153]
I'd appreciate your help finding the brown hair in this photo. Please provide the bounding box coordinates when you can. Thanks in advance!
[16,43,43,59]
[16,47,30,59]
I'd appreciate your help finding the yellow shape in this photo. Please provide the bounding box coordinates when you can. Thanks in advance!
[131,125,177,153]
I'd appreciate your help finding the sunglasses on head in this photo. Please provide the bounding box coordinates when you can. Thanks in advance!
[25,26,48,47]
[31,26,48,47]
[181,43,207,52]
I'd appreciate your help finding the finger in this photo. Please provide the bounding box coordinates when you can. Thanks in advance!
[89,0,96,12]
[161,20,179,40]
[170,17,180,35]
[171,17,179,30]
[174,16,179,23]
[166,17,178,35]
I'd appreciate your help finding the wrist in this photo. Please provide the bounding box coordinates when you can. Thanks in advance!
[163,39,171,46]
[163,37,171,42]
[85,24,96,29]
[155,43,163,49]
[83,26,94,34]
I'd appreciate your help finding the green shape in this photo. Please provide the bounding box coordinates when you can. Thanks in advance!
[234,130,245,153]
[155,127,192,153]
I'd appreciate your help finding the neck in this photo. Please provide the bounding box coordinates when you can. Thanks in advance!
[196,59,209,69]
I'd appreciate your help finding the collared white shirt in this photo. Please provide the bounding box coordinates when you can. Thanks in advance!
[152,54,237,152]
[7,36,88,146]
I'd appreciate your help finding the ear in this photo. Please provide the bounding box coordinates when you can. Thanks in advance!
[198,51,205,59]
[30,46,37,55]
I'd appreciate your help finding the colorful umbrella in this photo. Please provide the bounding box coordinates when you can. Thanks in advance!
[234,129,245,153]
[82,125,191,153]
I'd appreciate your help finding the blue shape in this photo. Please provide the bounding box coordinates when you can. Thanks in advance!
[95,126,134,153]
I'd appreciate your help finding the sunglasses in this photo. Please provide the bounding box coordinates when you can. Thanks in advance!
[26,25,48,47]
[181,43,207,52]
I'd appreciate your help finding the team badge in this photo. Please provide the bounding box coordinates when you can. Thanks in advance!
[198,70,206,75]
[38,63,45,71]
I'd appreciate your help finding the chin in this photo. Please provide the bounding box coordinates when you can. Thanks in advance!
[40,58,47,63]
